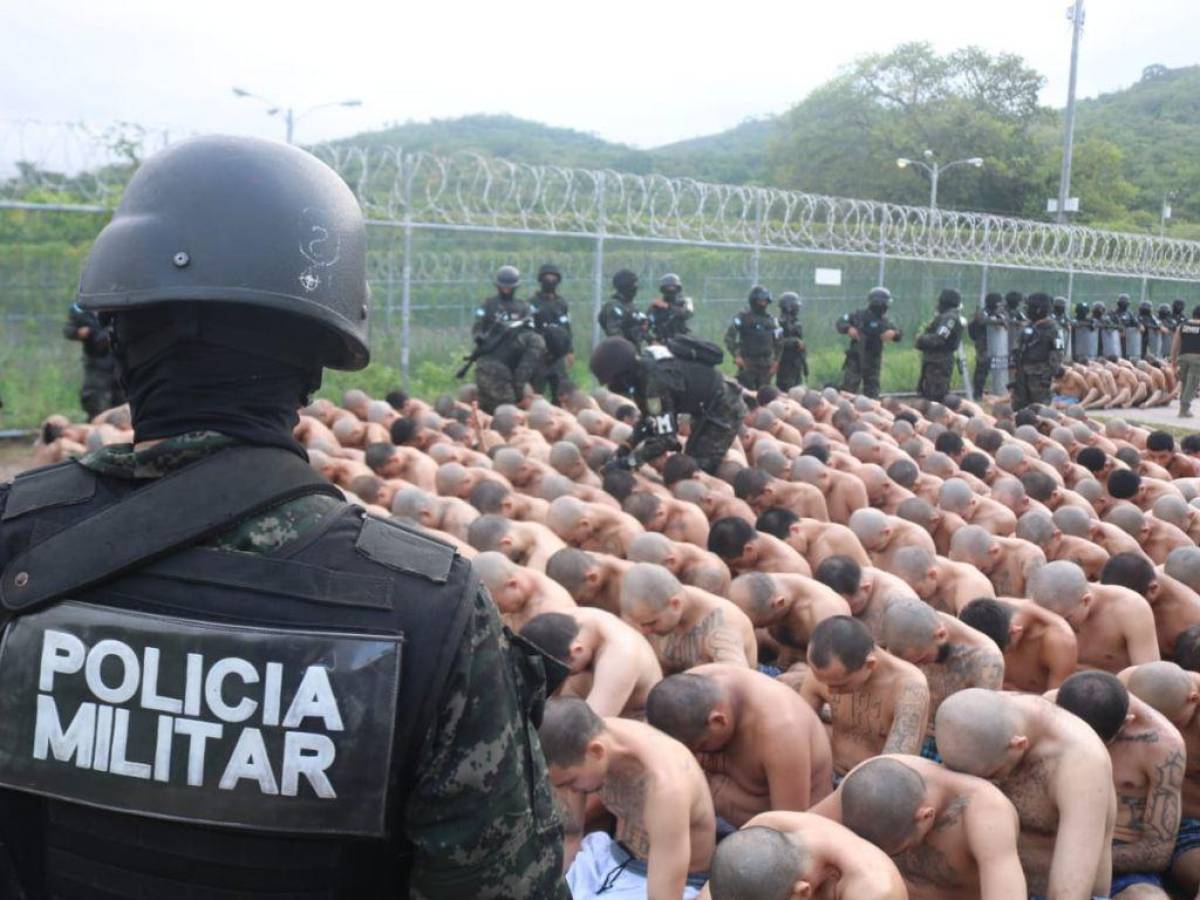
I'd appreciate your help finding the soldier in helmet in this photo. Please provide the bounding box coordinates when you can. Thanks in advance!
[590,335,745,475]
[967,292,1005,398]
[1011,292,1064,410]
[529,262,574,404]
[1073,301,1096,363]
[473,265,529,338]
[0,137,568,898]
[776,291,807,390]
[1051,295,1072,363]
[1137,299,1161,359]
[1004,292,1027,381]
[836,287,901,398]
[598,269,649,350]
[1173,298,1187,329]
[1112,293,1137,356]
[648,272,693,344]
[470,266,544,413]
[725,285,782,390]
[63,301,125,419]
[915,288,965,401]
[1158,302,1176,334]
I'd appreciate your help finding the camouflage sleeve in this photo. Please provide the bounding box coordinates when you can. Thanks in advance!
[405,588,569,900]
[600,303,623,337]
[471,303,492,339]
[724,318,740,355]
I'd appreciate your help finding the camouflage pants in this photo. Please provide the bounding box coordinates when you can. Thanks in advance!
[530,356,571,405]
[1011,363,1053,411]
[686,383,747,474]
[840,348,882,398]
[972,353,989,398]
[80,361,123,420]
[776,349,806,391]
[918,355,954,401]
[475,357,520,414]
[736,358,774,391]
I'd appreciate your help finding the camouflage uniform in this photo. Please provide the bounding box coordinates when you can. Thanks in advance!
[915,309,964,401]
[475,329,546,414]
[66,431,569,899]
[725,307,781,390]
[647,297,693,345]
[967,307,1005,398]
[529,290,573,402]
[836,307,898,399]
[597,295,649,350]
[1012,319,1063,411]
[776,314,807,391]
[64,304,124,419]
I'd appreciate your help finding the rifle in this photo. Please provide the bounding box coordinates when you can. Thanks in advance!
[456,317,534,379]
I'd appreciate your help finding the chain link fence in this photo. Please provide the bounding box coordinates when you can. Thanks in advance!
[4,134,1200,426]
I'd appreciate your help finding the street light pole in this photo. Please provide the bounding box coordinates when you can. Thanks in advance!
[232,88,361,144]
[1056,0,1085,224]
[896,150,983,211]
[1161,192,1175,238]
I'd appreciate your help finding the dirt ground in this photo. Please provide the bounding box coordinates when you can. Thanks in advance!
[0,440,36,483]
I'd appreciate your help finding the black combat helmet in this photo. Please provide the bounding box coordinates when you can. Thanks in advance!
[1075,302,1090,320]
[590,336,640,388]
[1159,303,1172,317]
[1027,292,1052,321]
[867,286,892,312]
[937,288,962,311]
[1004,291,1024,311]
[1174,299,1187,316]
[77,134,369,370]
[1053,296,1068,312]
[779,292,802,315]
[659,273,683,297]
[1116,293,1131,310]
[1091,302,1107,318]
[1139,299,1153,314]
[537,263,561,288]
[495,265,520,290]
[749,285,772,307]
[613,269,639,298]
[984,292,1003,311]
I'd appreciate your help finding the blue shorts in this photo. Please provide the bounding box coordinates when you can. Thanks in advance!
[1109,871,1162,894]
[1054,394,1081,405]
[921,735,942,764]
[757,664,782,678]
[1174,817,1200,864]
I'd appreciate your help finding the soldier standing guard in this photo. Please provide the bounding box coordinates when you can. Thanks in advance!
[776,291,807,391]
[915,289,964,401]
[1136,300,1161,359]
[967,292,1005,398]
[529,263,574,404]
[0,135,568,899]
[1113,293,1139,358]
[1004,292,1027,382]
[1011,292,1064,411]
[836,287,901,399]
[64,302,125,419]
[471,266,544,413]
[648,273,693,344]
[598,269,649,351]
[725,285,781,390]
[1051,296,1073,363]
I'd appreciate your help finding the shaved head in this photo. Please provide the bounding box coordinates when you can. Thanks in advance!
[1052,505,1092,538]
[1166,547,1200,594]
[545,547,596,595]
[935,689,1020,777]
[627,531,675,565]
[435,462,469,495]
[790,455,826,486]
[897,497,937,529]
[621,563,683,614]
[847,431,878,461]
[1029,560,1089,615]
[939,478,974,514]
[849,508,890,550]
[392,487,439,521]
[1106,503,1146,538]
[549,441,584,474]
[729,572,778,618]
[1127,661,1195,720]
[892,547,935,587]
[1154,496,1192,529]
[841,758,927,853]
[1016,510,1056,547]
[710,827,809,900]
[547,496,589,537]
[492,448,527,480]
[472,551,517,594]
[466,514,512,554]
[922,452,957,479]
[645,673,724,747]
[881,597,940,659]
[949,525,994,567]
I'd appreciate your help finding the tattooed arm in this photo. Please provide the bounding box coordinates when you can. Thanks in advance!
[1111,743,1185,874]
[973,647,1005,692]
[699,609,752,668]
[966,791,1026,900]
[882,680,930,756]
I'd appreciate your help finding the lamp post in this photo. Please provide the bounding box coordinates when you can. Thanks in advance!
[1056,0,1086,224]
[1161,192,1176,238]
[896,149,984,211]
[231,87,362,144]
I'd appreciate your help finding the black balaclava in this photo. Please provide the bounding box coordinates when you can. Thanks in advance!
[114,309,321,460]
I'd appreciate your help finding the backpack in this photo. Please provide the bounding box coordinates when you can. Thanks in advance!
[665,335,724,367]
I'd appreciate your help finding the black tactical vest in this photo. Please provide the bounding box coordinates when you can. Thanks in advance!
[1180,321,1200,355]
[735,311,777,358]
[0,456,475,898]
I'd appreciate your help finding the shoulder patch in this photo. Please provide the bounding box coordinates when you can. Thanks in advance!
[2,462,96,522]
[355,516,455,584]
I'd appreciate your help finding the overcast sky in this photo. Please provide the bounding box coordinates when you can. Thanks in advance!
[3,0,1197,160]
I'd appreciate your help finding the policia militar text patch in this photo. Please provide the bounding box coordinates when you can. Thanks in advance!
[0,601,402,835]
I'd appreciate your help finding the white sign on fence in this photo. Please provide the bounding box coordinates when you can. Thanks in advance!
[814,268,843,286]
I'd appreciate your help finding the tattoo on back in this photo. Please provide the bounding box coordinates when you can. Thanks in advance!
[601,773,652,859]
[658,608,742,672]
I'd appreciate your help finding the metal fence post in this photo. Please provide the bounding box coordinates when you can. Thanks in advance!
[592,172,607,349]
[752,189,764,286]
[401,153,414,388]
[877,207,888,286]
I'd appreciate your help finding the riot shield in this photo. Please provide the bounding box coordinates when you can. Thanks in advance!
[1060,323,1073,363]
[1146,330,1163,358]
[1101,327,1122,359]
[1074,324,1098,361]
[987,323,1010,395]
[1124,326,1143,360]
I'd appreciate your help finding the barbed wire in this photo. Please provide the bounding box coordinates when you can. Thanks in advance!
[3,122,1198,282]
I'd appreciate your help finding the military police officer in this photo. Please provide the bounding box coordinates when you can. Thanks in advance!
[1171,305,1200,417]
[725,285,781,390]
[1113,293,1138,356]
[1136,300,1161,359]
[1051,296,1072,363]
[648,273,693,344]
[776,291,807,391]
[915,288,965,401]
[529,263,574,403]
[1004,292,1027,381]
[473,265,529,338]
[0,136,568,898]
[589,335,745,475]
[836,287,901,399]
[1011,291,1064,411]
[598,269,649,350]
[470,266,545,413]
[967,292,1005,398]
[63,302,125,419]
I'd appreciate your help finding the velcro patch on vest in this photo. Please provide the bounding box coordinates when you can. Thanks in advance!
[0,601,401,836]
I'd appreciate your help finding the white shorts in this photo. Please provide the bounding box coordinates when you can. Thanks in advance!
[566,832,705,899]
